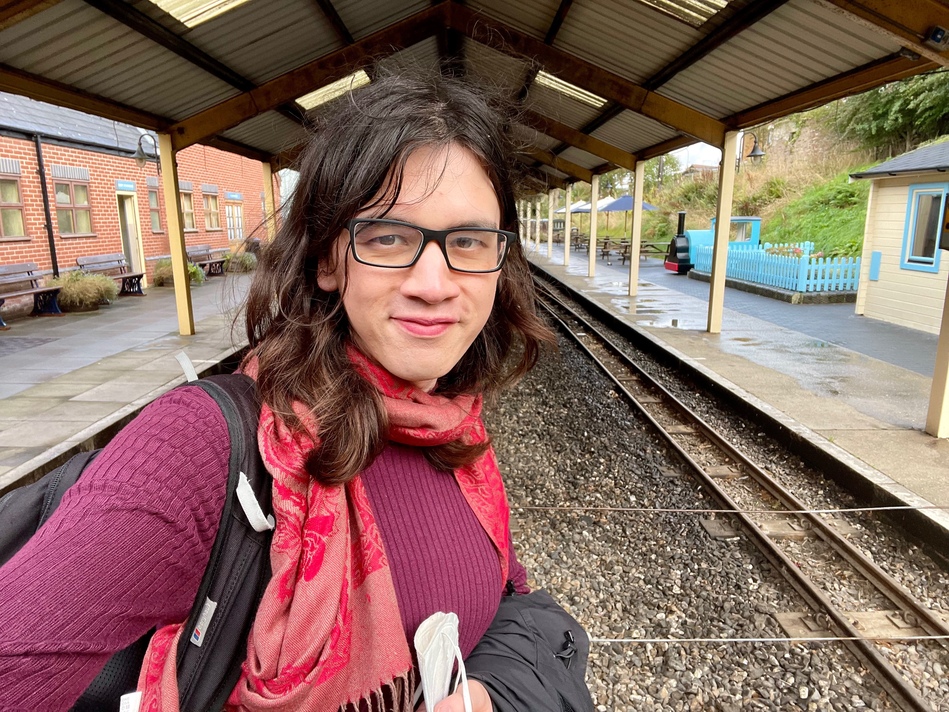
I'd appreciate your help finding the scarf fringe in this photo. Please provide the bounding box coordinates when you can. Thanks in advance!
[341,673,415,712]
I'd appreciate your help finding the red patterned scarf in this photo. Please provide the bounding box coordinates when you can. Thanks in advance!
[136,351,511,711]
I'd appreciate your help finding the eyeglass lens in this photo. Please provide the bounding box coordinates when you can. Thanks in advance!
[351,221,507,271]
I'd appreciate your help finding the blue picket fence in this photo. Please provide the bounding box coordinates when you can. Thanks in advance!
[694,242,860,293]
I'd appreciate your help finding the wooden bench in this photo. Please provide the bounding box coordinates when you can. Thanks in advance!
[77,253,145,296]
[0,262,63,330]
[187,244,229,277]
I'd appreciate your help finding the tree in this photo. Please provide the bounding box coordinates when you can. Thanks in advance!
[642,154,681,199]
[828,71,949,157]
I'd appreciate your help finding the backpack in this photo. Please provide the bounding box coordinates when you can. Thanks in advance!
[0,373,273,712]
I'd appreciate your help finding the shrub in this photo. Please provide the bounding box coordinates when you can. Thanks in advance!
[152,258,206,286]
[224,251,257,272]
[643,211,675,242]
[50,271,119,311]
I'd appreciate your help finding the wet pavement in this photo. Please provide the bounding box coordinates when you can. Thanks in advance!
[527,242,948,540]
[0,276,250,493]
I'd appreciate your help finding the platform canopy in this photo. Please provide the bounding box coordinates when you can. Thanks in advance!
[1,0,946,185]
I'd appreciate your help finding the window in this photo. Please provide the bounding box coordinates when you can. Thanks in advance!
[204,194,220,229]
[0,177,26,239]
[148,189,162,232]
[55,181,93,235]
[901,184,947,273]
[181,191,196,230]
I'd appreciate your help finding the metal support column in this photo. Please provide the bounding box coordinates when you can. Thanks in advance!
[159,132,194,336]
[708,130,738,334]
[547,189,554,258]
[588,175,599,277]
[628,160,644,297]
[563,184,572,267]
[263,160,277,241]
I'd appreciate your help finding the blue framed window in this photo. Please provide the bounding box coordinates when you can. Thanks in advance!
[901,183,946,273]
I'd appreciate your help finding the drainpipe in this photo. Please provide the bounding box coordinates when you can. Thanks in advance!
[33,134,59,278]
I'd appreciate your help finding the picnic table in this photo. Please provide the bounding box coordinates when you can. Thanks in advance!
[0,262,62,330]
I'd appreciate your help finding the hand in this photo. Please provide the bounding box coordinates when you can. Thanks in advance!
[421,680,492,712]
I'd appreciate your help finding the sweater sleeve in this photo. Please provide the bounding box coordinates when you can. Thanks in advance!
[0,386,230,712]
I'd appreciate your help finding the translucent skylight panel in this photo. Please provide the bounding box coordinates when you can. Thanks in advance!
[534,71,606,109]
[295,70,371,110]
[150,0,254,28]
[640,0,731,26]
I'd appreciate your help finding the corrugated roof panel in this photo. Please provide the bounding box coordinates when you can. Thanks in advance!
[181,0,340,85]
[379,36,440,72]
[559,145,606,171]
[514,124,559,152]
[0,0,239,121]
[333,0,429,41]
[466,0,554,37]
[553,0,702,84]
[590,110,680,153]
[658,0,902,119]
[639,0,731,26]
[525,83,602,130]
[220,111,307,155]
[465,41,530,94]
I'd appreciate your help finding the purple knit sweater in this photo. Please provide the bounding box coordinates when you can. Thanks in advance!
[0,386,527,711]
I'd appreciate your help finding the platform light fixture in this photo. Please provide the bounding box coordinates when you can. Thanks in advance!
[736,131,765,172]
[133,133,161,175]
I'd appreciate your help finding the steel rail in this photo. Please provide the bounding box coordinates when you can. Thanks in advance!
[535,284,937,712]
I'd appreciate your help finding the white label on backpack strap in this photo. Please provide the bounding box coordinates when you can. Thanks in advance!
[190,597,218,648]
[237,471,275,532]
[119,691,142,712]
[175,351,199,382]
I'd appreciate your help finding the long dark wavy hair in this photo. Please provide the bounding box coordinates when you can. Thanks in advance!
[244,69,554,485]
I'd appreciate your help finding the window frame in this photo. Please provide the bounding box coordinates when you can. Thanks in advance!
[0,175,28,240]
[148,189,163,233]
[54,179,94,237]
[180,191,196,231]
[226,201,244,241]
[901,183,946,274]
[203,193,221,230]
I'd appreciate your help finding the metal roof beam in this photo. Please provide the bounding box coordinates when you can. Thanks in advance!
[169,3,444,150]
[521,109,638,171]
[731,52,937,128]
[644,0,790,90]
[0,62,168,131]
[818,0,949,67]
[0,0,60,30]
[448,3,727,147]
[525,148,593,183]
[516,0,574,100]
[312,0,353,44]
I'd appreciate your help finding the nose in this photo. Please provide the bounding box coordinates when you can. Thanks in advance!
[400,241,461,303]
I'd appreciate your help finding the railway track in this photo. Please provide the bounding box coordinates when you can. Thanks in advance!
[534,278,949,712]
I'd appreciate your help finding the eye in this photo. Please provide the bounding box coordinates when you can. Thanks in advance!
[448,233,490,251]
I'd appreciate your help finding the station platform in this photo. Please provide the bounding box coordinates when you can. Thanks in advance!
[528,242,949,545]
[0,276,250,494]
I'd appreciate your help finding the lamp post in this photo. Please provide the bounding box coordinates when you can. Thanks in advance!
[735,131,765,173]
[133,133,160,175]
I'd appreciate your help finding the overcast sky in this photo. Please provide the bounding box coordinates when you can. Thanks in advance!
[672,142,722,168]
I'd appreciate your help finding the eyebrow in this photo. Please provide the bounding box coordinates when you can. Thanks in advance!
[362,216,501,231]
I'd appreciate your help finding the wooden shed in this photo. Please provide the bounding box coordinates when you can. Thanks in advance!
[852,141,949,334]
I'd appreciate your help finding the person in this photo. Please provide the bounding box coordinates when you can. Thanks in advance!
[0,69,573,711]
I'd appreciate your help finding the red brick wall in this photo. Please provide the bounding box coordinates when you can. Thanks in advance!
[0,136,280,279]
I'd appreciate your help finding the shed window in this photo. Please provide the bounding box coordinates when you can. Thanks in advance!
[204,194,220,229]
[901,184,947,273]
[181,191,196,230]
[149,189,162,232]
[55,180,93,235]
[1,177,27,238]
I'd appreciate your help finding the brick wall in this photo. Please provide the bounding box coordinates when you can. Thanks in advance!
[0,136,280,279]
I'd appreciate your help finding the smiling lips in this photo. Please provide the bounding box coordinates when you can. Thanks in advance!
[394,316,458,337]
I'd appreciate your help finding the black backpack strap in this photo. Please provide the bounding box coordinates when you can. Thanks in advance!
[173,374,273,712]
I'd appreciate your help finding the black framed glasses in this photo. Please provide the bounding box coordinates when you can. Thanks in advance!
[347,218,513,274]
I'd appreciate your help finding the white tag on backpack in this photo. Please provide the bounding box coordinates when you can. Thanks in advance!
[414,612,472,712]
[119,691,142,712]
[236,471,275,532]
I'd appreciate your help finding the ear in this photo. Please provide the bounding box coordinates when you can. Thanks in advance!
[317,263,340,292]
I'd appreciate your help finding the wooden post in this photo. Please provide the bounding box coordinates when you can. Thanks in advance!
[158,132,194,336]
[563,184,572,267]
[588,176,599,277]
[547,188,554,258]
[262,160,277,241]
[708,130,739,334]
[926,278,949,437]
[533,198,540,252]
[854,181,877,316]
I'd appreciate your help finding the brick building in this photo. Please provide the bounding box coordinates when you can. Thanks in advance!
[0,91,280,283]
